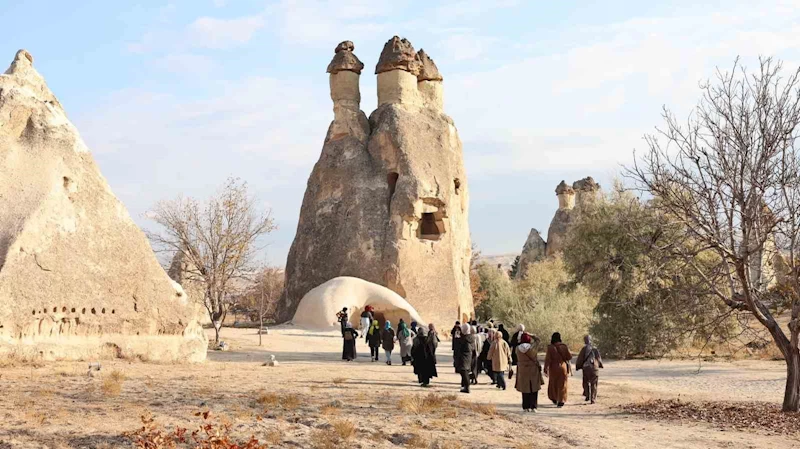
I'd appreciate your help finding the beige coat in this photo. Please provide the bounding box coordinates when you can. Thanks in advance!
[487,338,511,372]
[515,344,543,393]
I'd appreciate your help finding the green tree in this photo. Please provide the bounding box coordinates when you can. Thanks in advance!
[508,255,521,278]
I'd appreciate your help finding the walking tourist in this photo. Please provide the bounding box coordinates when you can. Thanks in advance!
[381,321,396,365]
[411,326,438,386]
[450,321,462,352]
[478,328,493,384]
[453,323,477,393]
[341,322,358,361]
[515,332,543,412]
[544,332,572,407]
[397,319,415,365]
[509,324,525,377]
[497,323,510,343]
[575,334,604,404]
[367,319,381,361]
[487,330,511,390]
[359,306,372,334]
[470,325,482,384]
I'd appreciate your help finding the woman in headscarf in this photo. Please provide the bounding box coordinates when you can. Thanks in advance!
[367,319,382,362]
[509,324,525,377]
[453,323,477,393]
[487,330,512,390]
[478,328,493,384]
[470,325,482,384]
[411,326,439,386]
[515,332,543,412]
[410,321,418,334]
[428,323,440,343]
[341,322,359,361]
[397,319,415,365]
[544,332,572,407]
[381,320,396,365]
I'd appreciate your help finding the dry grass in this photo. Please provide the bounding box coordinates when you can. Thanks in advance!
[440,441,464,449]
[331,377,348,385]
[265,429,282,445]
[405,433,429,447]
[310,429,337,449]
[464,402,498,416]
[281,393,302,410]
[320,405,340,416]
[398,393,457,414]
[100,370,126,397]
[331,419,356,440]
[255,391,280,407]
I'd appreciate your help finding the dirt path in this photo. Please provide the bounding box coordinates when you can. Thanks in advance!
[0,327,796,448]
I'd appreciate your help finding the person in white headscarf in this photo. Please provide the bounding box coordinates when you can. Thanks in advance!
[509,324,525,378]
[453,323,477,393]
[470,325,482,384]
[575,334,604,404]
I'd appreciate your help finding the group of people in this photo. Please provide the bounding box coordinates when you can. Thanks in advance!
[337,308,604,412]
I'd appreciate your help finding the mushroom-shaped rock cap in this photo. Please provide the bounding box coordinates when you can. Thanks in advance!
[573,176,600,191]
[375,36,421,75]
[416,49,443,81]
[326,40,365,74]
[4,49,35,75]
[555,180,575,195]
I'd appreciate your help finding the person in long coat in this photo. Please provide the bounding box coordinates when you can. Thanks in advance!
[544,332,572,407]
[469,325,482,384]
[341,322,359,361]
[411,327,438,386]
[367,319,382,361]
[497,324,510,343]
[381,321,396,365]
[515,332,543,412]
[397,320,415,365]
[487,330,511,390]
[450,321,461,351]
[575,334,604,404]
[453,323,477,393]
[478,329,493,384]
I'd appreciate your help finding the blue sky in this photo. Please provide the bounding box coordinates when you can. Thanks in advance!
[3,0,800,265]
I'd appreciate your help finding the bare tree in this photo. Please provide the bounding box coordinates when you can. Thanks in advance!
[147,178,276,345]
[240,266,284,346]
[629,57,800,411]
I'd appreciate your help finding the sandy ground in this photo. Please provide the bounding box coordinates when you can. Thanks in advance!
[0,326,796,448]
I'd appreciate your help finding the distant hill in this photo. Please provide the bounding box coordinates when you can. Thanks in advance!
[477,253,519,272]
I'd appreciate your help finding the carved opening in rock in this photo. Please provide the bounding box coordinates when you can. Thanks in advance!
[82,308,86,314]
[419,212,444,240]
[101,308,106,314]
[31,310,35,315]
[454,178,461,195]
[62,307,66,312]
[111,309,115,314]
[387,172,399,208]
[52,307,56,313]
[91,308,96,314]
[71,308,75,313]
[62,176,70,189]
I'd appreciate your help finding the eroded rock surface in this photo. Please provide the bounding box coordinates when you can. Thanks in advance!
[0,50,206,362]
[545,177,601,257]
[280,38,473,329]
[515,229,546,279]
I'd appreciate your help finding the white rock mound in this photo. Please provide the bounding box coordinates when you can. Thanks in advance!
[291,277,424,330]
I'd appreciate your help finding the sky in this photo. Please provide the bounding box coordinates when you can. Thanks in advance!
[3,0,800,265]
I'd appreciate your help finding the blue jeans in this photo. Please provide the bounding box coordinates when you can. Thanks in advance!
[494,371,506,389]
[384,350,392,361]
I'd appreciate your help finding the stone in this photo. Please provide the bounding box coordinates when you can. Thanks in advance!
[416,50,443,81]
[326,40,365,75]
[291,277,424,330]
[264,354,278,366]
[279,37,473,330]
[375,36,421,75]
[545,177,601,257]
[0,50,207,363]
[515,229,546,279]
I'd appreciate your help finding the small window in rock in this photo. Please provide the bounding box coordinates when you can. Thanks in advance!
[387,172,399,207]
[420,212,444,240]
[52,307,57,313]
[454,178,461,195]
[71,308,76,313]
[91,308,96,314]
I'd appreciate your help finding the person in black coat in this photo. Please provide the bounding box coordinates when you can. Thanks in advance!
[341,323,358,361]
[498,324,510,343]
[478,329,494,384]
[411,327,438,386]
[453,323,477,393]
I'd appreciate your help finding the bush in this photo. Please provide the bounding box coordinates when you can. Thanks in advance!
[474,257,596,349]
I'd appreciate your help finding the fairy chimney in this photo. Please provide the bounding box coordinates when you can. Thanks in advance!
[0,50,206,362]
[280,37,473,330]
[545,177,601,257]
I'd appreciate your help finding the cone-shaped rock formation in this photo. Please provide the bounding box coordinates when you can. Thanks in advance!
[0,50,206,362]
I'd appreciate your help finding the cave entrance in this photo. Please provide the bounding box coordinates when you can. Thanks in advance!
[387,172,399,210]
[420,212,444,240]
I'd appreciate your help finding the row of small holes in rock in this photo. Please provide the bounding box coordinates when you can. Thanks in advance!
[31,307,115,315]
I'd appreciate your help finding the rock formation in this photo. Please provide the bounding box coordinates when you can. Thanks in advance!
[291,277,424,330]
[515,229,546,279]
[279,37,473,329]
[544,177,601,257]
[0,50,206,362]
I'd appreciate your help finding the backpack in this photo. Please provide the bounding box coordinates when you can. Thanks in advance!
[583,347,596,368]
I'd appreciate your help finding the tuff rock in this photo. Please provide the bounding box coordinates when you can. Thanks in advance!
[280,37,473,329]
[0,50,207,362]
